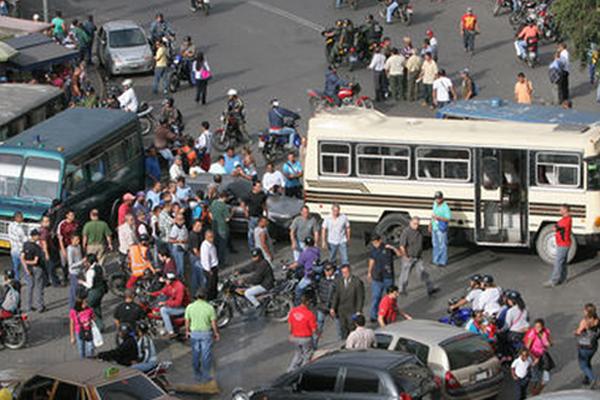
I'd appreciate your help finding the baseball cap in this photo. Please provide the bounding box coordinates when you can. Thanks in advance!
[434,191,444,199]
[122,193,135,201]
[165,272,176,280]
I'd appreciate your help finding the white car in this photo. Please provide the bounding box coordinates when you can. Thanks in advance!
[98,20,154,76]
[529,390,600,399]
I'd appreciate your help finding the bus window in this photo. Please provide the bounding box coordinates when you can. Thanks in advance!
[357,145,410,179]
[125,133,142,159]
[28,106,47,129]
[20,157,61,201]
[106,141,127,173]
[65,165,86,197]
[416,147,470,182]
[9,116,26,137]
[88,157,106,183]
[319,142,350,176]
[481,150,501,190]
[587,158,600,190]
[0,125,8,141]
[535,152,580,188]
[0,154,23,197]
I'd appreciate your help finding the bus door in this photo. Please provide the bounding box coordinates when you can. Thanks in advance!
[475,149,528,245]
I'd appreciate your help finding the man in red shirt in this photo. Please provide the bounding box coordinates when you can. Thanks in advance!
[287,295,317,372]
[515,20,539,60]
[545,204,572,287]
[460,7,479,53]
[151,272,190,337]
[118,193,135,226]
[377,286,412,327]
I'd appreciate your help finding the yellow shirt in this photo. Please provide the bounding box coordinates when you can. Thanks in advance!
[154,46,168,68]
[420,60,438,85]
[514,80,533,104]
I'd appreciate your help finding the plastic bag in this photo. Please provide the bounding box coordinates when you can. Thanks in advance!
[91,321,104,348]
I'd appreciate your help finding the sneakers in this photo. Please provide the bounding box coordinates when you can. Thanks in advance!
[427,287,441,297]
[543,281,557,288]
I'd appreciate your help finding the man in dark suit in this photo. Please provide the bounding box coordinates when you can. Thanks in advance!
[330,264,364,339]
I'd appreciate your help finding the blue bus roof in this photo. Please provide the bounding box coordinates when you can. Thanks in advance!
[435,98,600,126]
[0,108,137,159]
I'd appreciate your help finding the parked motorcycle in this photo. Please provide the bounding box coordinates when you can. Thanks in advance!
[212,112,247,151]
[191,0,211,15]
[168,54,191,93]
[307,80,374,113]
[493,0,512,16]
[378,0,413,26]
[259,117,302,163]
[0,313,28,350]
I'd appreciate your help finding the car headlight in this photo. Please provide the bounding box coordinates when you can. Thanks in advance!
[113,55,124,66]
[144,54,153,61]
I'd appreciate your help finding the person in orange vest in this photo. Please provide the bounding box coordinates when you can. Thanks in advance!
[460,7,479,54]
[125,234,155,290]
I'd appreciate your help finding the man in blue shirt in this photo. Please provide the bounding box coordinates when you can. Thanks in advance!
[223,146,242,175]
[282,151,303,198]
[268,99,300,149]
[144,148,161,186]
[324,66,347,105]
[175,177,194,204]
[288,237,321,304]
[146,181,162,212]
[368,233,397,322]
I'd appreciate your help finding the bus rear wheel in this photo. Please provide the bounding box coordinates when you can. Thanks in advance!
[375,214,410,246]
[535,224,577,265]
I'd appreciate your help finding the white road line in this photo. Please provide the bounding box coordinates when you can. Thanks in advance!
[247,0,325,33]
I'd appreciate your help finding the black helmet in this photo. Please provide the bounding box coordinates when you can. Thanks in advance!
[469,274,482,283]
[506,290,521,301]
[119,323,133,335]
[323,261,335,272]
[304,236,315,246]
[139,234,150,243]
[137,321,150,333]
[482,274,494,285]
[3,270,15,280]
[250,248,263,258]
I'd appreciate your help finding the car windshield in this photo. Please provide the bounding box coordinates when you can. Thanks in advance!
[96,375,164,399]
[441,334,494,370]
[586,157,600,190]
[0,153,23,197]
[20,157,61,202]
[109,28,147,48]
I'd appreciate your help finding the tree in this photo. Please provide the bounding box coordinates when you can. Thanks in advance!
[551,0,600,61]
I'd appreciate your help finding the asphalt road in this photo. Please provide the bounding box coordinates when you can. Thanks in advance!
[4,0,600,398]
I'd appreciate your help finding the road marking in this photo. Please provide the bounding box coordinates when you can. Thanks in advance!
[247,0,325,33]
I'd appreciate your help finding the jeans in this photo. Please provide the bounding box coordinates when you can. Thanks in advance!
[561,71,570,101]
[295,277,312,305]
[131,361,158,373]
[190,330,213,383]
[190,254,206,295]
[269,127,297,148]
[437,101,450,108]
[76,335,95,358]
[170,245,186,278]
[10,251,21,281]
[44,258,61,286]
[432,229,448,266]
[24,267,44,311]
[292,242,306,262]
[247,217,259,250]
[245,285,267,307]
[69,273,79,310]
[373,70,385,102]
[388,74,404,101]
[516,377,530,400]
[328,242,348,265]
[159,306,185,334]
[422,84,433,105]
[215,232,228,266]
[370,278,393,320]
[463,30,476,52]
[386,2,399,23]
[288,336,313,372]
[589,62,597,84]
[152,66,167,94]
[195,79,208,104]
[578,347,597,382]
[399,257,434,294]
[550,245,569,285]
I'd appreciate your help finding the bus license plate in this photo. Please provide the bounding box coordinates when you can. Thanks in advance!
[476,371,487,381]
[0,240,10,249]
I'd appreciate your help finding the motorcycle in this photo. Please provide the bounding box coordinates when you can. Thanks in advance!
[104,83,155,136]
[523,36,539,67]
[509,1,536,28]
[537,7,559,43]
[378,0,413,26]
[438,298,472,327]
[493,0,512,16]
[191,0,210,15]
[259,117,302,163]
[107,258,130,298]
[168,54,191,93]
[212,112,247,151]
[307,80,374,113]
[137,292,186,338]
[0,313,28,350]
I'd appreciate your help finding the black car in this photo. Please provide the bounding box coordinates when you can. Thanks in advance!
[232,349,439,400]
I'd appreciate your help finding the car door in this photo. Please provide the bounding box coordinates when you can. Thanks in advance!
[394,338,430,366]
[339,367,389,400]
[98,28,108,66]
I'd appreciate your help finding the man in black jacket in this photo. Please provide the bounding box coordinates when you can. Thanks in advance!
[330,264,364,339]
[315,262,337,345]
[237,249,275,308]
[98,324,138,366]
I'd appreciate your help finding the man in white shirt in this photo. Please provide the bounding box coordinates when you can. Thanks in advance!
[345,314,376,349]
[169,156,185,181]
[262,162,285,193]
[118,214,136,258]
[558,42,570,100]
[208,156,227,175]
[432,69,456,109]
[321,204,351,265]
[8,211,27,280]
[368,47,386,102]
[200,230,219,300]
[478,275,502,317]
[118,79,139,113]
[384,48,405,101]
[195,121,212,154]
[511,349,532,399]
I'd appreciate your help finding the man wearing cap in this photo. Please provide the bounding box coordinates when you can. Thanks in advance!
[287,294,317,371]
[21,229,46,313]
[268,99,300,149]
[236,249,275,308]
[114,289,145,332]
[368,233,398,322]
[426,29,438,61]
[118,193,135,226]
[82,209,112,265]
[460,7,479,54]
[126,234,154,289]
[118,79,138,112]
[152,272,190,338]
[430,191,451,267]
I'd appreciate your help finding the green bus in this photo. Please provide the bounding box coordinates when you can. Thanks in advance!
[0,108,145,250]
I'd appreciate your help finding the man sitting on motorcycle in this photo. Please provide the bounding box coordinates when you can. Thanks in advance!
[118,79,138,113]
[159,97,183,134]
[225,88,247,134]
[324,65,347,105]
[235,248,275,308]
[150,272,190,338]
[515,18,539,60]
[287,237,321,304]
[449,274,483,312]
[337,19,355,56]
[268,99,300,149]
[149,13,174,44]
[126,235,155,290]
[0,270,19,320]
[479,274,503,317]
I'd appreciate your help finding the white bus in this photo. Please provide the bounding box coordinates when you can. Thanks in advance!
[304,108,600,264]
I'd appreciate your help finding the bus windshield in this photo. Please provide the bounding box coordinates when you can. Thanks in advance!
[0,154,61,202]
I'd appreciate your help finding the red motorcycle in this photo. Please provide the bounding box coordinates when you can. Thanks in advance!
[137,292,186,339]
[307,80,374,113]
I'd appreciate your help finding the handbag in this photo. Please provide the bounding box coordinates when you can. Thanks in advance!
[200,67,212,80]
[541,352,555,371]
[91,321,104,348]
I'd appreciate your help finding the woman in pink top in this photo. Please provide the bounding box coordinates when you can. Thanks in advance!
[524,318,552,395]
[69,298,95,358]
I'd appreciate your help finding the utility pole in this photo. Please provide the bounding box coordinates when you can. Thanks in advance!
[42,0,49,22]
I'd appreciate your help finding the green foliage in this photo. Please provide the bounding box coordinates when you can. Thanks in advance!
[551,0,600,60]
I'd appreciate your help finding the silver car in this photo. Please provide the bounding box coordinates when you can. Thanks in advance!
[375,319,503,400]
[98,20,154,76]
[529,390,600,399]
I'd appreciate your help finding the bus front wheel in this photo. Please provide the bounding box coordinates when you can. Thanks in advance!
[375,214,410,247]
[535,224,577,265]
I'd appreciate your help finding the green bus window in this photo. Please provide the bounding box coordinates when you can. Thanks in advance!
[88,158,106,183]
[106,142,127,173]
[65,165,86,197]
[0,154,23,197]
[20,157,61,201]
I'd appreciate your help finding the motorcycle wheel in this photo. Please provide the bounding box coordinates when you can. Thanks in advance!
[211,128,231,152]
[139,116,154,137]
[108,274,127,297]
[168,75,179,93]
[213,300,233,329]
[265,295,293,322]
[2,319,27,350]
[509,12,522,26]
[356,97,375,109]
[492,1,502,16]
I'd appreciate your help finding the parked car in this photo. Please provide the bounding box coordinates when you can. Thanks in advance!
[529,390,600,399]
[0,359,177,399]
[375,319,502,400]
[98,20,154,76]
[231,349,439,400]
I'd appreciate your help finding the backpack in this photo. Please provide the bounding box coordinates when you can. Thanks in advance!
[471,80,479,97]
[549,67,561,84]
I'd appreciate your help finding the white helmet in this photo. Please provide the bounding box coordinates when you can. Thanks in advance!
[227,88,238,96]
[271,98,280,107]
[32,14,41,21]
[122,79,133,88]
